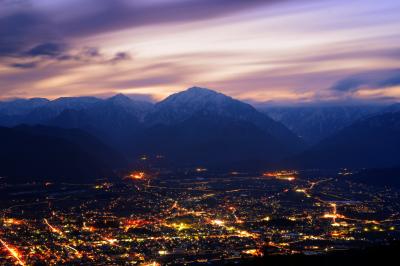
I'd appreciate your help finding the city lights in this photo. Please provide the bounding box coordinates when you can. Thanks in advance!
[0,170,399,264]
[0,238,25,266]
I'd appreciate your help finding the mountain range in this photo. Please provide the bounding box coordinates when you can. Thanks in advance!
[1,86,400,182]
[289,110,400,169]
[261,105,383,144]
[0,87,306,180]
[140,88,304,167]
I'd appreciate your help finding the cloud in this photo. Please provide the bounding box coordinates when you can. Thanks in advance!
[1,0,400,103]
[26,42,66,57]
[58,0,282,37]
[330,69,400,92]
[7,45,132,69]
[2,0,273,67]
[0,12,51,56]
[0,0,283,58]
[81,47,101,58]
[330,78,365,92]
[110,52,131,64]
[10,62,38,69]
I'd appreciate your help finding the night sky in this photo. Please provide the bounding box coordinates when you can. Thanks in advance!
[1,0,400,104]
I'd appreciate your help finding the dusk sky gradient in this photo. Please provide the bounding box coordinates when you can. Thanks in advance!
[1,0,400,104]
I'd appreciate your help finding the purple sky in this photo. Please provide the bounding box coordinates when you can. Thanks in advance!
[1,0,400,104]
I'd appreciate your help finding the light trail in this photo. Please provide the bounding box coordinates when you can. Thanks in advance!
[0,238,25,266]
[44,218,64,236]
[63,244,83,258]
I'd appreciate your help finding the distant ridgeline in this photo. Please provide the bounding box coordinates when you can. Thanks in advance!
[1,87,399,183]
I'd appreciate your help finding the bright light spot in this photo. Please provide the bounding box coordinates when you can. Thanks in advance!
[158,250,168,255]
[262,216,270,222]
[242,249,263,257]
[211,219,225,226]
[168,223,190,231]
[105,238,118,245]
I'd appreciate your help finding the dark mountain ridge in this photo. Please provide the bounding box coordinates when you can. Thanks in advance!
[146,87,303,149]
[262,105,383,144]
[138,87,304,166]
[289,110,400,169]
[4,88,398,172]
[0,87,305,168]
[0,125,126,183]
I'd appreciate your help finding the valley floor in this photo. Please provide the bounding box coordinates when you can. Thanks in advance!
[0,169,399,265]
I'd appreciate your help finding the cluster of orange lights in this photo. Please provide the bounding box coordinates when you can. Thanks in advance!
[3,218,24,226]
[243,249,264,257]
[127,172,146,180]
[123,219,150,231]
[330,231,346,238]
[141,262,161,266]
[82,224,97,232]
[263,171,297,181]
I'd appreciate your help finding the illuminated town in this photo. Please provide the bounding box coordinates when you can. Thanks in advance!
[1,168,400,265]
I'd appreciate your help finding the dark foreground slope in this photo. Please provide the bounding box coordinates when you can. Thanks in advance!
[0,126,125,183]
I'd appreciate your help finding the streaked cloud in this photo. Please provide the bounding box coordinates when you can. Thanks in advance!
[1,0,400,103]
[330,69,400,92]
